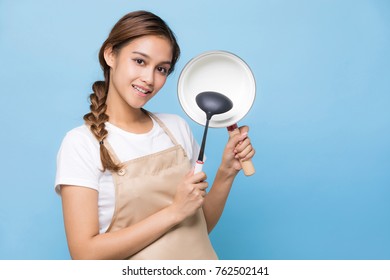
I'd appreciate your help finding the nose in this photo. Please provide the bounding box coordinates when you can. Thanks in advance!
[141,67,154,86]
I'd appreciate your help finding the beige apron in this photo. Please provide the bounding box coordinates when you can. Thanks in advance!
[103,112,217,260]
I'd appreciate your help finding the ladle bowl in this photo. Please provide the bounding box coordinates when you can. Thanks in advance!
[196,91,233,120]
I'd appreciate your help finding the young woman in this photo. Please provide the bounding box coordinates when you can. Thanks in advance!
[55,10,255,260]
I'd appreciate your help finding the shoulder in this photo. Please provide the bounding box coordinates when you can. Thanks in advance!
[63,124,95,139]
[57,124,100,166]
[61,125,98,149]
[55,124,102,193]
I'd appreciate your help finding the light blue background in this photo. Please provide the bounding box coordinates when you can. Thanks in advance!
[0,0,389,260]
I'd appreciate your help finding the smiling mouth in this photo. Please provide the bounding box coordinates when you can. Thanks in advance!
[133,85,152,96]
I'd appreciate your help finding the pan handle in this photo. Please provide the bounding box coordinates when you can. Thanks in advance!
[227,124,255,176]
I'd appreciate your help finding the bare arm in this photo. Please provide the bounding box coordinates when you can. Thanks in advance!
[202,126,255,232]
[61,170,208,260]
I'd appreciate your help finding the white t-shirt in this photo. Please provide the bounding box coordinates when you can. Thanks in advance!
[55,113,201,233]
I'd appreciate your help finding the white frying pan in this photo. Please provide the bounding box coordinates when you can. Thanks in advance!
[177,50,256,176]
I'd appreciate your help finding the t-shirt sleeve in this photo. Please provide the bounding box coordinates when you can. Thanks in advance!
[54,129,101,195]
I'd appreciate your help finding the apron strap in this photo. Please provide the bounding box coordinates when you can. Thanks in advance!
[145,110,180,146]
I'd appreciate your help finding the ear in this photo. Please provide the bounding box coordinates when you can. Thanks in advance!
[103,46,115,67]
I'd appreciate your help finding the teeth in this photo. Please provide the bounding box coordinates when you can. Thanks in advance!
[134,85,148,94]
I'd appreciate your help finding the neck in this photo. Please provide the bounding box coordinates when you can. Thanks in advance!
[107,105,144,123]
[106,98,151,134]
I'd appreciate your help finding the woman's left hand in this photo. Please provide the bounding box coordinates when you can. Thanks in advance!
[220,125,255,175]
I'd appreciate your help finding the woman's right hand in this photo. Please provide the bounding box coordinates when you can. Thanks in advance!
[170,169,208,221]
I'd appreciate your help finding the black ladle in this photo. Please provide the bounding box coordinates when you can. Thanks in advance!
[196,91,233,169]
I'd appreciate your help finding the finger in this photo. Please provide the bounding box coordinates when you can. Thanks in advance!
[243,148,255,161]
[236,145,255,161]
[192,170,207,183]
[239,125,249,134]
[197,181,209,191]
[197,188,207,198]
[232,126,250,144]
[234,138,251,153]
[227,131,248,151]
[235,141,253,157]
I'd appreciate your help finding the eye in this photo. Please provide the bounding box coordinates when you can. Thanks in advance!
[134,58,145,65]
[157,66,169,75]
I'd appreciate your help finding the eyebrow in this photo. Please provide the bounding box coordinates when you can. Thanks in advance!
[132,51,172,65]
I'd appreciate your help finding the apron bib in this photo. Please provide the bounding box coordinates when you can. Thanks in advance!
[103,112,217,260]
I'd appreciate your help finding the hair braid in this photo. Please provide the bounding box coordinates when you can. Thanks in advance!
[83,80,121,172]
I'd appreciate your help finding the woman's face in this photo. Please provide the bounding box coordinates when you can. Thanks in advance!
[105,35,173,110]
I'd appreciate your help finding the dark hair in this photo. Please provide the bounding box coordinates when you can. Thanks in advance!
[83,11,180,172]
